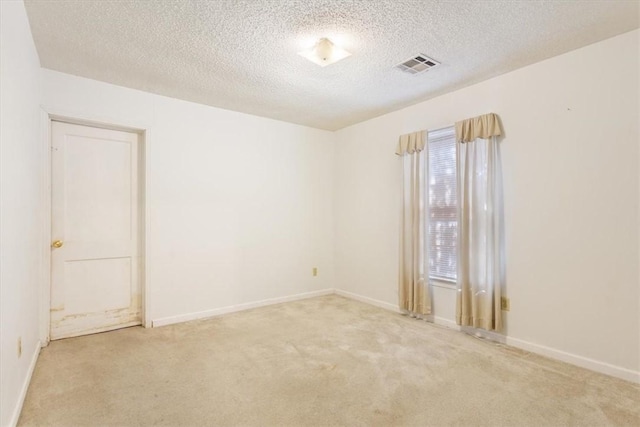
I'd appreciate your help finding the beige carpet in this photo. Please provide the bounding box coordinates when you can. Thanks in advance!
[19,295,640,426]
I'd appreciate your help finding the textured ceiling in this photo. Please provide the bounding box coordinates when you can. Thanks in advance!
[24,0,640,131]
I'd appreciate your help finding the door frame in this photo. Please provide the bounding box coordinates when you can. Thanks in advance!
[39,106,150,347]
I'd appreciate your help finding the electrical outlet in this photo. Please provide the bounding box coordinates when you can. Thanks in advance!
[501,297,510,311]
[312,267,318,276]
[17,337,22,358]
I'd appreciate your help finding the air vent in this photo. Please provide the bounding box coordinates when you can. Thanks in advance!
[395,54,440,75]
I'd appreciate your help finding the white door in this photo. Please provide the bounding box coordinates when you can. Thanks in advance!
[50,121,141,340]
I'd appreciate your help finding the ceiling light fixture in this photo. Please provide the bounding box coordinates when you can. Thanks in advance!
[298,38,351,67]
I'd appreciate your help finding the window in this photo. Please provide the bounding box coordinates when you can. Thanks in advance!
[428,127,457,282]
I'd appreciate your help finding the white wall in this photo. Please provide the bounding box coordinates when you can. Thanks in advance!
[0,1,44,426]
[334,30,640,378]
[41,69,335,325]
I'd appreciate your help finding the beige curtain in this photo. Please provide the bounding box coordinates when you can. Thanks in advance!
[396,130,430,315]
[455,113,504,331]
[455,113,502,142]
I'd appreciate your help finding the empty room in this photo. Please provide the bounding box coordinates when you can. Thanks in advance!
[1,0,639,426]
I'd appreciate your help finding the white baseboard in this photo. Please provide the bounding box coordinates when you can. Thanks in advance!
[461,326,507,344]
[7,288,639,427]
[334,288,639,384]
[151,286,640,384]
[333,289,401,313]
[152,289,334,327]
[9,339,41,427]
[506,336,640,384]
[333,289,461,333]
[429,315,460,330]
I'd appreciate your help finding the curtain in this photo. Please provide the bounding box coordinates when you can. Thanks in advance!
[396,130,431,315]
[455,113,504,331]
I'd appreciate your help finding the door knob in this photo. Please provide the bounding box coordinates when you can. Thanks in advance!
[51,240,64,248]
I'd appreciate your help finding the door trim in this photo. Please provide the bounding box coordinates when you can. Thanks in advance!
[39,106,150,347]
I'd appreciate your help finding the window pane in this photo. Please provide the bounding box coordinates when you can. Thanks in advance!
[428,129,457,281]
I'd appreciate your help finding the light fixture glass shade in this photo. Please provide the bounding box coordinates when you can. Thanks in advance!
[298,38,351,67]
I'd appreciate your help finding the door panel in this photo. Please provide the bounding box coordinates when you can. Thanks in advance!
[64,135,132,242]
[51,121,141,340]
[64,257,132,315]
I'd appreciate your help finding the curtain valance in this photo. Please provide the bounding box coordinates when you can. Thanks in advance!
[455,113,502,143]
[395,130,426,155]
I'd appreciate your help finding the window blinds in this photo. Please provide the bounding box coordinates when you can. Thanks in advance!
[428,128,457,282]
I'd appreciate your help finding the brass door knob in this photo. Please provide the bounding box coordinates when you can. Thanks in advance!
[51,240,64,248]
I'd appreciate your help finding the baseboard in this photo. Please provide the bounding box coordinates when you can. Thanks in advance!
[333,289,401,313]
[8,339,41,427]
[152,289,334,327]
[460,326,507,344]
[429,315,460,330]
[333,290,463,333]
[506,336,640,384]
[334,288,639,384]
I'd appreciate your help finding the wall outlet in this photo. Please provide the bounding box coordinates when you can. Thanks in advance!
[17,337,22,358]
[312,267,318,276]
[501,297,510,311]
